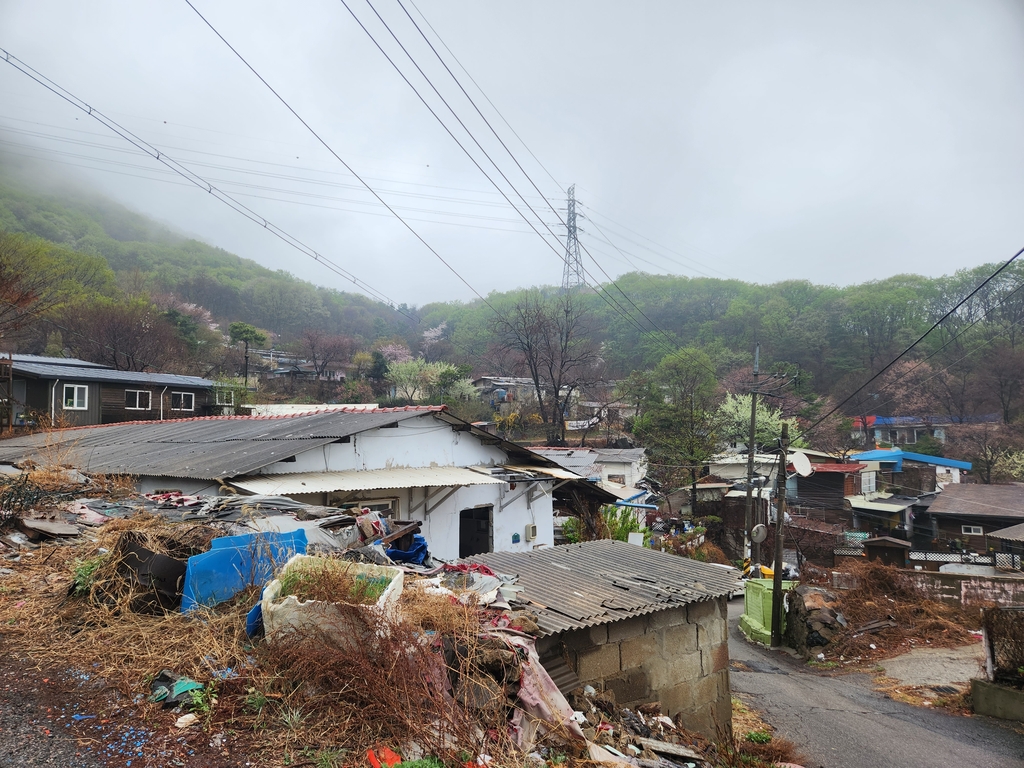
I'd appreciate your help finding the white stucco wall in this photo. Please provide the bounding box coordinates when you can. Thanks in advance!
[136,413,556,560]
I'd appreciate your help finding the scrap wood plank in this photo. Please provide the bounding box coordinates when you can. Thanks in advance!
[379,520,421,546]
[19,518,81,537]
[636,737,705,762]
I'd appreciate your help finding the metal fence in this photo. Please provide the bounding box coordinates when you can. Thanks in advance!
[833,545,1021,571]
[982,606,1024,684]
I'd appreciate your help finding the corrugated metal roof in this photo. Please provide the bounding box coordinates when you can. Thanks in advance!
[503,464,584,481]
[927,483,1024,519]
[530,448,599,475]
[0,408,442,479]
[11,355,214,388]
[847,494,916,513]
[989,522,1024,542]
[231,466,506,494]
[471,540,740,637]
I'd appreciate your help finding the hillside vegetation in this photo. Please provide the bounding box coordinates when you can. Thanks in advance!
[3,161,1024,478]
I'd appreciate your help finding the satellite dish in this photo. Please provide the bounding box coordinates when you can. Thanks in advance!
[791,451,813,477]
[751,524,768,544]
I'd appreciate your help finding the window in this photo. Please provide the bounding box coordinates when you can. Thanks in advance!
[170,392,194,411]
[63,384,87,410]
[215,389,234,406]
[962,525,983,536]
[607,474,626,485]
[124,390,151,410]
[861,471,876,494]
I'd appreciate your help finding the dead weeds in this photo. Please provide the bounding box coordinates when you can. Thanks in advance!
[826,560,979,661]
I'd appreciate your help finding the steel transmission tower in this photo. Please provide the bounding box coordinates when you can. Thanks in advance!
[561,184,585,291]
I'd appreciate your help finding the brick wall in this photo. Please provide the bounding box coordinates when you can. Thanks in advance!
[537,597,732,739]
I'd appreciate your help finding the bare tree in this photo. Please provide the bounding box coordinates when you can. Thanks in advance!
[491,291,600,443]
[0,233,107,343]
[302,329,355,380]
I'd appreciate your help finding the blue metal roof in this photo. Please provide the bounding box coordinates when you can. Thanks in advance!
[851,449,971,471]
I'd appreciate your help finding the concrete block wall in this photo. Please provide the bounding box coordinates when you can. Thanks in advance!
[550,597,732,740]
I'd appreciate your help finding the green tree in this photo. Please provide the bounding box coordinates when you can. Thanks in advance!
[632,348,724,501]
[716,393,805,451]
[229,322,268,386]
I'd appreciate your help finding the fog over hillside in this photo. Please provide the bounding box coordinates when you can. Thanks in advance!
[2,1,1024,305]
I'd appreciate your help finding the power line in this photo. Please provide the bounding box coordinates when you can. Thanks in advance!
[798,243,1024,442]
[403,0,564,192]
[370,0,720,376]
[0,47,410,319]
[181,0,504,317]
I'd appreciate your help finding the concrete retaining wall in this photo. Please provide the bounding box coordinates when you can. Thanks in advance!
[902,571,1024,607]
[538,597,732,740]
[971,679,1024,721]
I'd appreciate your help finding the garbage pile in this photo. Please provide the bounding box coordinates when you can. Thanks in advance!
[788,560,979,662]
[0,485,725,767]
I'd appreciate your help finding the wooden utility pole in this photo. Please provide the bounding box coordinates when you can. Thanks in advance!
[745,344,760,563]
[770,422,790,648]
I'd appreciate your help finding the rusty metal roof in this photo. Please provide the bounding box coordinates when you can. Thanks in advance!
[470,539,740,637]
[0,408,444,479]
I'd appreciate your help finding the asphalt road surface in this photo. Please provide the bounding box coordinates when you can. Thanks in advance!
[726,599,1024,768]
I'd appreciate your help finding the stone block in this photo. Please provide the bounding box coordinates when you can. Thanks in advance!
[648,606,688,630]
[687,599,719,625]
[659,623,698,655]
[658,682,696,715]
[575,643,620,681]
[620,632,659,670]
[648,650,702,690]
[697,617,727,646]
[702,642,729,675]
[607,615,649,643]
[588,624,609,646]
[604,669,650,705]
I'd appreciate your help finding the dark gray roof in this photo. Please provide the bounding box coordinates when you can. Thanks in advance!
[471,539,740,637]
[0,408,441,479]
[531,448,599,476]
[12,354,213,389]
[591,447,646,463]
[926,483,1024,519]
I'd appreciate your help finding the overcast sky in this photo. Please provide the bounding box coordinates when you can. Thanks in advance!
[2,1,1024,306]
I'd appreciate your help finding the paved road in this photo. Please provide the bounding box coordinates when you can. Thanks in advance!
[726,599,1024,768]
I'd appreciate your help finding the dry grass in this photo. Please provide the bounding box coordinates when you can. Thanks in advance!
[828,560,978,660]
[0,516,538,764]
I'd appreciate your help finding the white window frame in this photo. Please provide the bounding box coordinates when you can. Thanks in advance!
[215,389,234,406]
[170,391,195,412]
[63,384,88,410]
[125,389,151,410]
[861,471,876,495]
[962,525,983,536]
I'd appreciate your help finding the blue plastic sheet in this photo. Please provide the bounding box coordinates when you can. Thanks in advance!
[181,529,307,613]
[386,533,428,565]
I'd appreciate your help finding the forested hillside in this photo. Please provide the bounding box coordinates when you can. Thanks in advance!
[2,162,1023,449]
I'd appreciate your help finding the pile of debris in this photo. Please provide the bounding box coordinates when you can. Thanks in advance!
[784,585,847,657]
[0,482,733,767]
[788,561,978,662]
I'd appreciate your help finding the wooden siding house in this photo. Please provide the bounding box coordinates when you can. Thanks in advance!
[5,355,215,427]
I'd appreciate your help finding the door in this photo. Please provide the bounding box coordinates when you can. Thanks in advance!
[459,506,492,558]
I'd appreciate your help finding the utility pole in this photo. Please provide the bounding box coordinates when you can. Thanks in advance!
[561,184,585,291]
[770,422,790,648]
[744,344,760,564]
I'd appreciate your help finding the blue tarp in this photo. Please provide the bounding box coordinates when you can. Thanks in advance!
[386,533,428,565]
[181,529,307,613]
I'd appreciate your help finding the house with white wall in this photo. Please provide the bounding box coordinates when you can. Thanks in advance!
[0,406,609,561]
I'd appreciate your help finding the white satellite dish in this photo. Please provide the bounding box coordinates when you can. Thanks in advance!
[791,451,813,477]
[751,524,768,543]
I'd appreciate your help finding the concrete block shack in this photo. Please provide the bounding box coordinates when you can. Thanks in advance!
[473,540,740,738]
